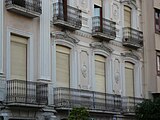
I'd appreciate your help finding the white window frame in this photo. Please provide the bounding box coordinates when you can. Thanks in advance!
[6,27,34,81]
[91,49,112,93]
[51,39,77,88]
[122,57,142,98]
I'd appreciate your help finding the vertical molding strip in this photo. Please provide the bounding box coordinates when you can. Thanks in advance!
[39,0,51,80]
[0,0,3,75]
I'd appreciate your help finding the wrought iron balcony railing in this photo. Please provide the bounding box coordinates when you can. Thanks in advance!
[6,79,48,105]
[5,0,42,18]
[53,2,82,30]
[122,96,144,114]
[54,87,121,112]
[123,27,143,49]
[92,16,116,41]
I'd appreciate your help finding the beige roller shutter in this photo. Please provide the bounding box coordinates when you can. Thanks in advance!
[95,55,106,93]
[94,0,102,7]
[124,6,131,27]
[11,35,27,80]
[125,62,134,97]
[56,45,70,87]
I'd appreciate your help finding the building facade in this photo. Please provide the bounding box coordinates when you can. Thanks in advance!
[0,0,144,120]
[143,0,160,99]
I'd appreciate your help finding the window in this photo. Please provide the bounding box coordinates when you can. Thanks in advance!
[155,9,160,33]
[125,62,134,97]
[95,55,106,93]
[157,51,160,76]
[124,6,132,27]
[11,35,27,80]
[56,45,70,87]
[94,2,102,32]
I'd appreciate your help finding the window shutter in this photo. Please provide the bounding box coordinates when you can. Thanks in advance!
[125,62,134,97]
[11,35,27,80]
[95,55,106,93]
[94,0,102,7]
[124,6,131,27]
[56,45,70,87]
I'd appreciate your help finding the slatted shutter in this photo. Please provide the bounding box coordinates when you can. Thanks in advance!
[95,55,106,93]
[125,62,134,97]
[11,35,27,80]
[124,6,131,27]
[94,0,102,7]
[56,45,70,87]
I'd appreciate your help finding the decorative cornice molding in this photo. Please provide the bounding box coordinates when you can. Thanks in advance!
[90,42,113,53]
[121,51,140,60]
[51,31,80,44]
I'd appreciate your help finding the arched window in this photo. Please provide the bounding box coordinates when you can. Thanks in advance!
[56,45,71,87]
[95,54,106,93]
[125,62,135,97]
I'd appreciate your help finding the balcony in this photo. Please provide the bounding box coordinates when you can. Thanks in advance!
[54,87,121,112]
[6,79,48,107]
[53,2,82,30]
[122,27,143,49]
[122,96,144,114]
[92,16,116,41]
[5,0,42,18]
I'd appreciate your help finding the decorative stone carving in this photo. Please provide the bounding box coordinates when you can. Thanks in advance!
[112,3,119,22]
[120,0,137,9]
[78,0,90,12]
[121,51,140,60]
[81,64,87,78]
[51,31,80,44]
[80,50,89,89]
[80,0,88,10]
[90,42,113,53]
[82,17,88,26]
[113,59,121,95]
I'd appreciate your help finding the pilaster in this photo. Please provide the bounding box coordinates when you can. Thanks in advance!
[39,0,51,80]
[0,0,3,76]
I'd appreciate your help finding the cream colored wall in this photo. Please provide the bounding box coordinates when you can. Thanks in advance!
[143,0,158,97]
[3,10,40,81]
[155,34,160,51]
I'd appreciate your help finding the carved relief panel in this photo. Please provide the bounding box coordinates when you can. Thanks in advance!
[113,59,121,95]
[79,50,89,90]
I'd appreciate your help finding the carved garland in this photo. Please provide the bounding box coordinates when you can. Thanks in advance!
[90,42,113,53]
[51,31,80,44]
[121,52,140,60]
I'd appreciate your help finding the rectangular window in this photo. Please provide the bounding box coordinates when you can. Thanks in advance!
[56,45,70,87]
[124,6,131,27]
[11,35,27,80]
[157,52,160,76]
[94,5,102,32]
[95,55,106,93]
[155,9,160,33]
[125,62,134,97]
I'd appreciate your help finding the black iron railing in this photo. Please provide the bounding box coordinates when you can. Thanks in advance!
[53,2,82,29]
[54,87,121,112]
[122,96,144,113]
[123,27,143,48]
[7,79,48,105]
[5,0,42,13]
[92,16,116,39]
